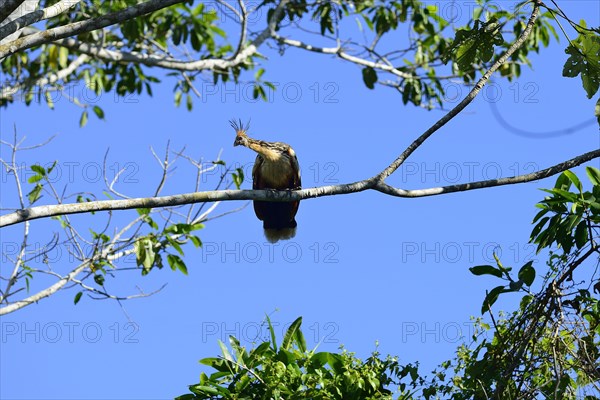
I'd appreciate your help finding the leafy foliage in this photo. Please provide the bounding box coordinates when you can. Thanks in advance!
[2,0,597,120]
[562,22,600,99]
[177,316,425,400]
[181,169,600,399]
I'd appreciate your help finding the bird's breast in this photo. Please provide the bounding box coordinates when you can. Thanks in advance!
[256,157,297,189]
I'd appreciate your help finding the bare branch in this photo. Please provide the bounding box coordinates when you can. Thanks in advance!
[273,35,413,79]
[0,261,88,315]
[373,149,600,197]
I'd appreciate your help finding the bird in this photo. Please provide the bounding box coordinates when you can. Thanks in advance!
[232,119,301,243]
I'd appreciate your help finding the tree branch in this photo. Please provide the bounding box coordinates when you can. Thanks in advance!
[272,34,414,79]
[0,0,82,42]
[2,148,597,228]
[0,0,26,25]
[374,0,542,181]
[0,0,186,60]
[373,149,600,197]
[0,261,88,315]
[1,53,89,100]
[12,0,290,72]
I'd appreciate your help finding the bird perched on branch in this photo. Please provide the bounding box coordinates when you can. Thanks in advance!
[232,119,301,243]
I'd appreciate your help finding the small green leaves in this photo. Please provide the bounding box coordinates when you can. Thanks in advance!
[27,163,53,203]
[135,236,157,274]
[167,254,188,275]
[74,291,83,305]
[362,66,378,89]
[444,19,504,72]
[27,184,43,204]
[232,167,244,189]
[562,30,600,99]
[94,274,105,285]
[530,169,600,253]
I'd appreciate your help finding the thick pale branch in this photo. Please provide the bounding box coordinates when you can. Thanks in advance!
[0,0,26,25]
[2,149,598,228]
[18,0,290,72]
[0,0,81,42]
[0,180,374,228]
[0,0,186,59]
[374,0,542,181]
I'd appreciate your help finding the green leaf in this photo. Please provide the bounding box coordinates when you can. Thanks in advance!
[282,316,302,350]
[563,170,582,192]
[93,106,105,120]
[218,339,234,363]
[79,110,88,127]
[517,261,535,286]
[362,67,378,89]
[27,184,42,204]
[481,285,506,314]
[586,166,600,186]
[190,235,202,248]
[469,265,503,278]
[265,314,278,351]
[574,220,589,249]
[563,39,600,98]
[232,167,244,189]
[166,236,184,256]
[31,165,46,175]
[310,351,330,367]
[27,174,43,183]
[73,291,83,305]
[58,46,68,68]
[94,274,105,285]
[554,172,572,190]
[167,254,188,275]
[47,161,57,175]
[44,91,54,109]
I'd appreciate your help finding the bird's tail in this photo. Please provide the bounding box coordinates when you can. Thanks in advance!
[263,226,297,243]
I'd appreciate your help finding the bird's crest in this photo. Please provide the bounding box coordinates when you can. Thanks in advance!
[230,118,250,135]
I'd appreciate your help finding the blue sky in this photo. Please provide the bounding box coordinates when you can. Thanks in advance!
[1,1,599,399]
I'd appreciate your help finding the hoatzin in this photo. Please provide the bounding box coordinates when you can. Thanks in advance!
[232,119,301,243]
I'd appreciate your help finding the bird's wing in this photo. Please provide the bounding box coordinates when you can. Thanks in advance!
[252,154,266,221]
[287,147,301,190]
[287,147,301,220]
